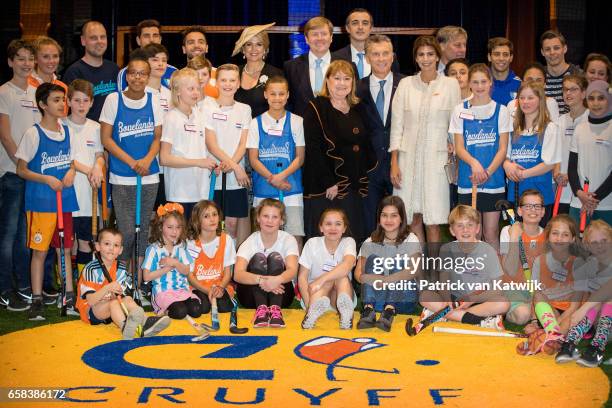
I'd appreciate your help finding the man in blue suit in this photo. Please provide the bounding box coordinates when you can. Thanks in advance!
[356,34,404,235]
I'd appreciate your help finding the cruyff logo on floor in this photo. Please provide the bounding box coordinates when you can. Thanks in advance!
[294,336,399,381]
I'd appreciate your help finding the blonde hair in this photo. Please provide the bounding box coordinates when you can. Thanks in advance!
[242,32,270,54]
[187,55,212,72]
[513,80,550,142]
[169,67,199,107]
[319,60,360,106]
[255,198,286,228]
[216,63,240,78]
[436,26,468,44]
[448,205,481,226]
[33,36,62,56]
[304,16,333,36]
[583,220,612,242]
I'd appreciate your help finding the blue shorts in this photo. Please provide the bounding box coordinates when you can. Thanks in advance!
[89,308,112,325]
[213,188,248,218]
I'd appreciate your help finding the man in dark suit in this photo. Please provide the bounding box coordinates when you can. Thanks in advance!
[356,34,405,234]
[284,16,352,116]
[332,9,400,79]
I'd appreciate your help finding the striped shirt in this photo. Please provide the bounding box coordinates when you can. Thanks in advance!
[142,243,192,295]
[545,64,581,115]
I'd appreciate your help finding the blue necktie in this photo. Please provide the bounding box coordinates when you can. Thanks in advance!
[376,79,386,122]
[314,58,323,94]
[357,52,364,78]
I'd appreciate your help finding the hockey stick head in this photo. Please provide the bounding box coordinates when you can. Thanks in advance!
[405,318,416,336]
[230,325,249,334]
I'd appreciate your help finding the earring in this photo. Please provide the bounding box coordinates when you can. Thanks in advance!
[242,53,246,60]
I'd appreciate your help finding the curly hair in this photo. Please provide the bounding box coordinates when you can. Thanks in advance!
[149,209,187,247]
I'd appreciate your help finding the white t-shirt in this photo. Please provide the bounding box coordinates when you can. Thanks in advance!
[237,230,299,261]
[161,107,211,202]
[186,235,237,268]
[569,118,612,210]
[439,240,503,297]
[202,98,252,191]
[64,118,103,217]
[448,100,513,135]
[16,122,76,163]
[506,122,562,165]
[99,92,164,185]
[299,236,356,282]
[499,224,544,255]
[0,81,41,176]
[506,96,560,122]
[555,110,589,204]
[146,85,172,119]
[247,111,305,206]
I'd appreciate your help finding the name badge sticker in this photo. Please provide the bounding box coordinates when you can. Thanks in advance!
[213,113,227,121]
[268,128,283,136]
[20,99,35,109]
[184,123,197,132]
[459,111,474,121]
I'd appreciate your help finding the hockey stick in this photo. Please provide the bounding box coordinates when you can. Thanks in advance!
[94,252,130,317]
[277,162,284,202]
[405,301,461,336]
[229,296,249,334]
[552,185,563,216]
[101,165,108,228]
[495,199,516,225]
[433,326,528,338]
[580,178,589,238]
[210,296,220,331]
[185,315,210,342]
[471,182,477,209]
[208,169,217,201]
[133,174,142,306]
[56,191,67,317]
[90,187,98,253]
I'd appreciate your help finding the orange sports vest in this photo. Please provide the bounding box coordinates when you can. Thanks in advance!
[538,254,576,311]
[76,260,118,323]
[502,230,546,283]
[190,233,234,296]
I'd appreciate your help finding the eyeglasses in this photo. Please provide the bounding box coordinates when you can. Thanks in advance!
[520,204,544,211]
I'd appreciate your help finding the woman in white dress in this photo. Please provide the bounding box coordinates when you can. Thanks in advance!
[389,35,461,244]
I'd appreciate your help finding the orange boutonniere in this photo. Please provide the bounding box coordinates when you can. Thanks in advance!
[156,202,184,217]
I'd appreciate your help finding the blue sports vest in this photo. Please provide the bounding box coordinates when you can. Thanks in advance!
[25,124,79,212]
[507,131,554,204]
[458,101,505,192]
[110,92,159,177]
[253,112,303,198]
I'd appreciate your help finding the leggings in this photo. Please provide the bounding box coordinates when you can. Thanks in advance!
[193,289,233,314]
[236,252,295,309]
[167,297,202,320]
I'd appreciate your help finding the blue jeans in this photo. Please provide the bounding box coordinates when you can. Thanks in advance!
[361,254,418,314]
[0,172,30,293]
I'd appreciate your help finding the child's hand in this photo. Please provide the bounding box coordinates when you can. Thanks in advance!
[508,222,523,241]
[219,160,234,173]
[106,281,123,295]
[199,158,217,170]
[577,190,599,214]
[88,165,104,188]
[235,166,251,187]
[209,285,224,299]
[267,174,285,188]
[62,169,75,187]
[47,176,63,191]
[554,173,568,187]
[160,256,179,269]
[504,161,524,182]
[131,159,151,176]
[470,162,488,185]
[260,275,282,292]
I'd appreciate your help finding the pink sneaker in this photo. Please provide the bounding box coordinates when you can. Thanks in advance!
[253,305,269,327]
[268,305,286,328]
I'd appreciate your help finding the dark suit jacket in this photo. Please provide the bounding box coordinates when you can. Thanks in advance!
[283,53,357,117]
[356,72,405,180]
[332,44,401,75]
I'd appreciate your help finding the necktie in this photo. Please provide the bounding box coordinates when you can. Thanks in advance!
[376,79,386,122]
[314,58,323,94]
[357,52,364,78]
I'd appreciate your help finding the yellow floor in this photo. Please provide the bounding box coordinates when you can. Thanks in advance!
[0,309,608,407]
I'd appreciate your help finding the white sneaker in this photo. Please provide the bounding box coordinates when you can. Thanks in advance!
[480,315,504,331]
[302,297,330,329]
[336,293,354,330]
[137,290,151,306]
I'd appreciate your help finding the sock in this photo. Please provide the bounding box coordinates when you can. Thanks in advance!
[592,304,612,351]
[461,312,484,325]
[566,307,598,344]
[535,302,561,334]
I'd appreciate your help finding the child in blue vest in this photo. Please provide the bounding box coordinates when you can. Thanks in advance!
[16,83,79,320]
[247,76,305,247]
[503,81,561,227]
[100,56,163,303]
[449,63,512,251]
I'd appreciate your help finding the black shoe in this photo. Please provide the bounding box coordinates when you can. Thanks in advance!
[28,299,45,321]
[17,287,32,304]
[375,307,396,332]
[64,295,79,317]
[555,341,579,364]
[0,291,30,311]
[576,345,604,368]
[357,305,377,329]
[142,315,171,337]
[42,288,59,305]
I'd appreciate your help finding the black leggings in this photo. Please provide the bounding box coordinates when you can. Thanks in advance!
[193,289,233,314]
[167,298,202,320]
[236,252,295,309]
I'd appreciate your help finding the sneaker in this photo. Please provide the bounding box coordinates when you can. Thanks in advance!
[142,315,171,337]
[555,342,579,364]
[17,287,32,304]
[65,296,79,317]
[43,287,59,298]
[376,307,396,332]
[253,305,269,328]
[576,345,604,368]
[302,297,330,329]
[136,289,151,307]
[122,307,145,340]
[357,305,377,329]
[0,291,30,311]
[268,305,285,328]
[480,315,505,331]
[28,298,45,321]
[336,293,354,330]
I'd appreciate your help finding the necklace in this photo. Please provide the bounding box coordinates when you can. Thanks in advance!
[244,61,264,76]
